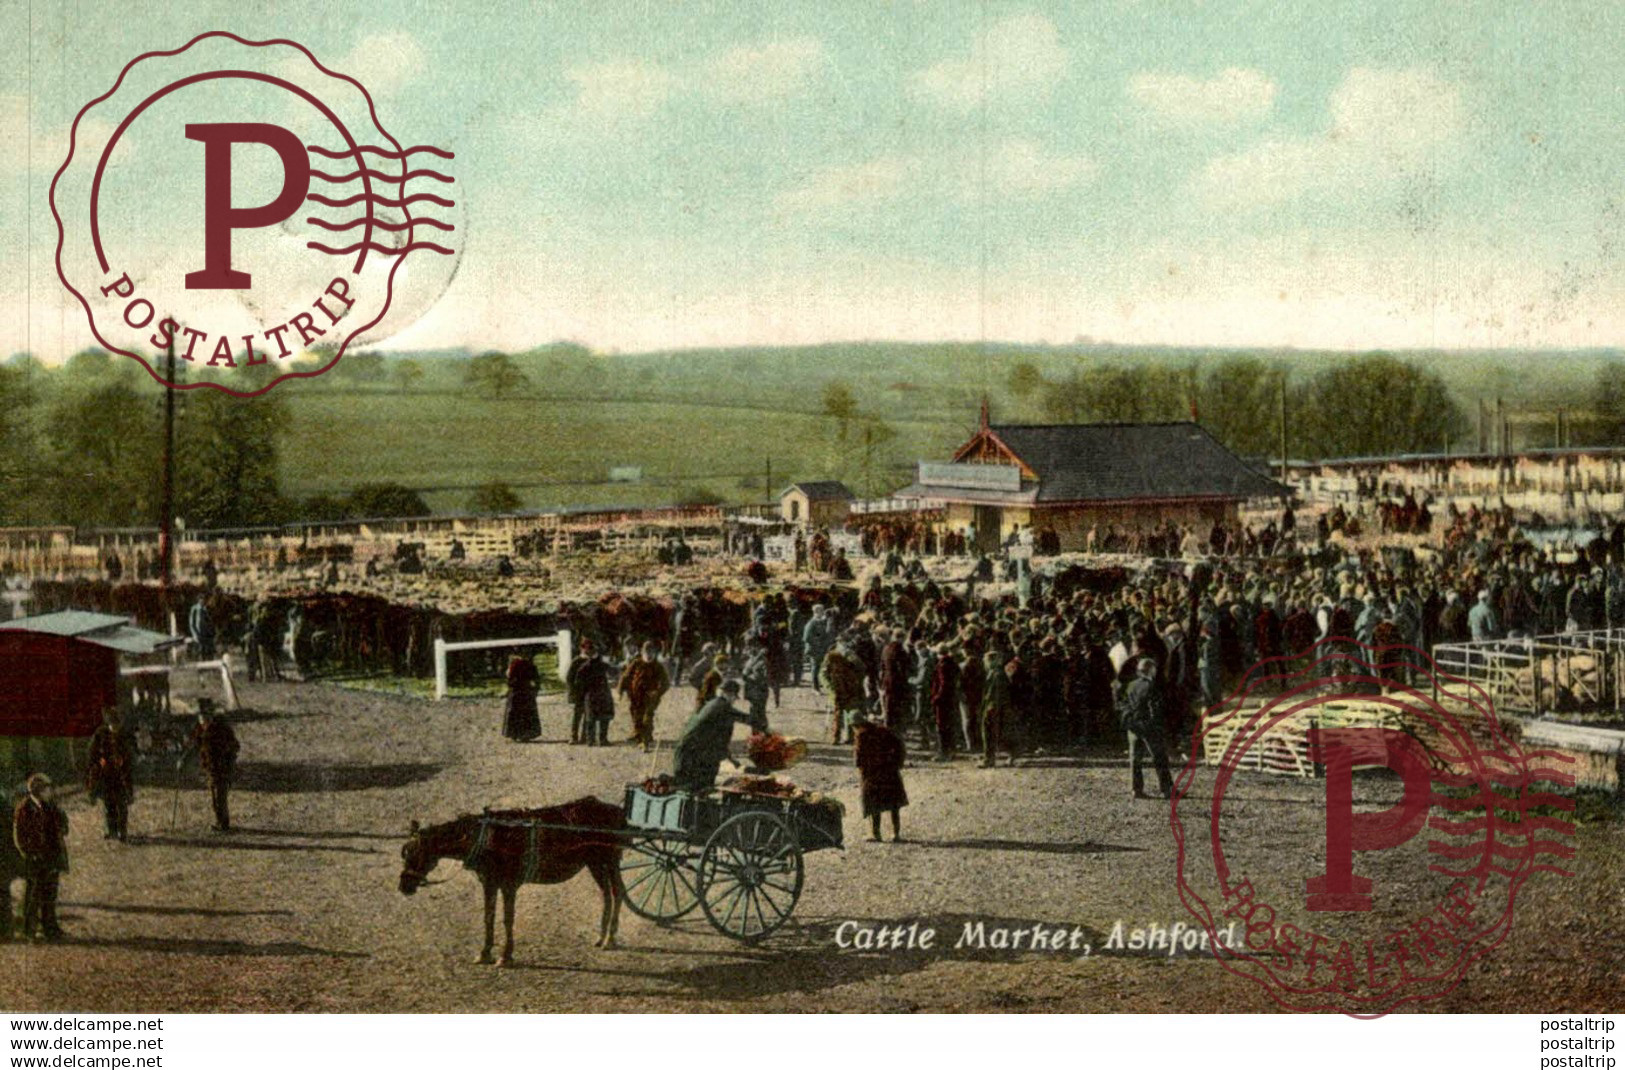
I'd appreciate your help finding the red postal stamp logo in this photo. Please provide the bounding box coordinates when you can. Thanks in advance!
[1171,639,1577,1017]
[50,31,459,396]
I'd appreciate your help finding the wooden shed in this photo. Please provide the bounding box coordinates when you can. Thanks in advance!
[0,611,183,785]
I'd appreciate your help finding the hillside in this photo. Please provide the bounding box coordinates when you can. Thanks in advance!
[279,342,1625,513]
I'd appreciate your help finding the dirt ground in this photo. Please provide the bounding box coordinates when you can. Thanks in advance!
[1,677,1619,1014]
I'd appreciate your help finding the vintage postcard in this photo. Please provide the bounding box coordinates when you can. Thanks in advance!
[0,0,1621,1024]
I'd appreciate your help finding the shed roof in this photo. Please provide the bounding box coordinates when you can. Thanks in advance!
[901,421,1284,505]
[0,611,184,655]
[780,481,855,501]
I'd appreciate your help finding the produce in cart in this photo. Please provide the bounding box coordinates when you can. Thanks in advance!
[745,731,808,772]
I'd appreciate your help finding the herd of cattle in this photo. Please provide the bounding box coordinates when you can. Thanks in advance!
[24,580,866,683]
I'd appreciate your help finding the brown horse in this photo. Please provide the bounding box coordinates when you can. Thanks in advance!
[398,796,626,966]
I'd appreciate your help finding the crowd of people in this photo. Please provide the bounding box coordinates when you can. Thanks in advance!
[492,502,1625,816]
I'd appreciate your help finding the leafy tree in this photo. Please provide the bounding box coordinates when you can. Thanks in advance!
[464,352,532,399]
[1594,362,1625,443]
[1292,354,1466,459]
[679,486,726,507]
[299,495,352,522]
[1008,361,1045,399]
[1040,364,1186,424]
[0,363,45,524]
[347,482,431,518]
[393,358,425,394]
[1200,357,1286,459]
[822,381,858,441]
[175,389,294,529]
[334,351,387,383]
[45,377,161,528]
[467,480,522,514]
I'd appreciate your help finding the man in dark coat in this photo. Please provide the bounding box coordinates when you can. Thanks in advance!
[671,681,764,792]
[618,641,670,752]
[501,655,542,742]
[1118,658,1173,799]
[802,605,835,691]
[14,773,68,940]
[566,638,616,745]
[189,595,216,660]
[958,644,985,753]
[86,707,135,840]
[854,713,908,842]
[929,644,959,756]
[191,702,241,831]
[786,602,810,687]
[879,631,911,733]
[979,648,1013,768]
[822,643,868,744]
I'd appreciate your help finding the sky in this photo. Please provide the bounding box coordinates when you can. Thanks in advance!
[4,1,1625,360]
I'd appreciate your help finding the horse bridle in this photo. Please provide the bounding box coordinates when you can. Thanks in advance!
[400,834,451,887]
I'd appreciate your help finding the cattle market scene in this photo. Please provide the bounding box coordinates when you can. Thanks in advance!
[5,0,1625,1020]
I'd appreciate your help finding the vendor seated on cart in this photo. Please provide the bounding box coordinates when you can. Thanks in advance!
[671,679,768,793]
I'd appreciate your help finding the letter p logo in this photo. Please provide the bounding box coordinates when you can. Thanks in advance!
[185,122,310,290]
[1304,727,1435,911]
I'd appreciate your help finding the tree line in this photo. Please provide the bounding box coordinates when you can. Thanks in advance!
[0,352,436,530]
[1002,353,1468,461]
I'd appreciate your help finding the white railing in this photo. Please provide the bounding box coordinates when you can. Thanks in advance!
[432,630,571,701]
[121,654,240,711]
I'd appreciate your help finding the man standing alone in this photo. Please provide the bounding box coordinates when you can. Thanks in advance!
[1118,658,1173,799]
[13,774,68,940]
[191,701,241,832]
[86,707,135,841]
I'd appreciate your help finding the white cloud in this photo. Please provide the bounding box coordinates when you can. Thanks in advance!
[1328,67,1464,158]
[701,39,826,104]
[908,13,1068,110]
[0,92,132,176]
[564,58,675,121]
[1195,67,1463,207]
[776,156,918,212]
[1127,67,1276,126]
[332,31,426,97]
[969,138,1097,198]
[777,138,1095,214]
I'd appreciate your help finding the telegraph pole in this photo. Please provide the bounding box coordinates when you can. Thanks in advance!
[764,458,772,505]
[1278,371,1288,485]
[159,336,175,600]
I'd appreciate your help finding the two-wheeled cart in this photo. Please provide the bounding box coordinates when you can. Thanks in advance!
[616,784,844,943]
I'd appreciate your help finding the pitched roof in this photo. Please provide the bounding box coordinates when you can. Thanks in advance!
[0,610,184,655]
[781,481,855,501]
[901,421,1284,504]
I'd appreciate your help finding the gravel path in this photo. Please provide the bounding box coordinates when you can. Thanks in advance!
[2,679,1618,1013]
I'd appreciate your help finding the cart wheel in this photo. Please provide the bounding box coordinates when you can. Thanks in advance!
[619,840,700,924]
[697,811,804,943]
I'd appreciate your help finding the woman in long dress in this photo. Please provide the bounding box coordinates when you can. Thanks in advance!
[502,655,542,741]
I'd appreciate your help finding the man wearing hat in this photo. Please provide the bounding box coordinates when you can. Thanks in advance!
[618,641,670,752]
[822,641,868,745]
[86,706,135,841]
[13,773,68,940]
[191,700,241,832]
[671,680,766,793]
[802,604,834,691]
[1117,657,1173,799]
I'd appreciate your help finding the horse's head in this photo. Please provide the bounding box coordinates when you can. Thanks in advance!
[399,820,435,895]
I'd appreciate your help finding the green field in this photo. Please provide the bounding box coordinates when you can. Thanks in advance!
[279,388,962,513]
[271,340,1625,515]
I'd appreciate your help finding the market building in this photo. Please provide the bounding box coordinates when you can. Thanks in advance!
[885,414,1285,554]
[779,481,855,528]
